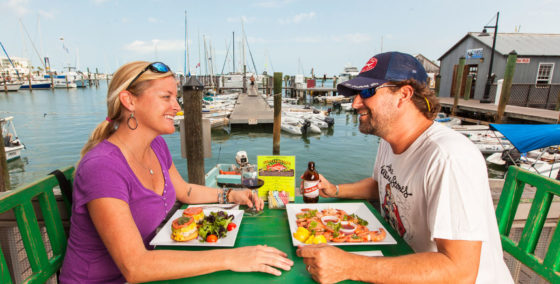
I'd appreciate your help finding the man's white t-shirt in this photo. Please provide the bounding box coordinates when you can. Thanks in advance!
[373,122,513,283]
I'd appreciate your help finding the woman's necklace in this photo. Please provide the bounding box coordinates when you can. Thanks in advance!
[115,135,154,175]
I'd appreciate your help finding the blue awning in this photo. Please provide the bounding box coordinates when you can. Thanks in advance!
[489,124,560,153]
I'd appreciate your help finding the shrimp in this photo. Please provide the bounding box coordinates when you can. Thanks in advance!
[358,228,386,242]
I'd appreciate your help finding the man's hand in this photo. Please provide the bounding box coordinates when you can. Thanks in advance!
[317,174,337,198]
[296,244,354,283]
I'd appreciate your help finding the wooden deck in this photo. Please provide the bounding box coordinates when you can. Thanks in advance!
[228,87,273,125]
[438,97,559,124]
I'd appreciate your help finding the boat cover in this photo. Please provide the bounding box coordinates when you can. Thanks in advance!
[489,124,560,153]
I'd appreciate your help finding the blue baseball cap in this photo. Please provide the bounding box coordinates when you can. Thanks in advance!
[337,52,428,97]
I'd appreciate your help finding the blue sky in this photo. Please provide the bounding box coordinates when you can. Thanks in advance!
[1,0,558,76]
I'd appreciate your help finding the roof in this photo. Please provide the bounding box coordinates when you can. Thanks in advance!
[439,33,560,60]
[414,54,440,73]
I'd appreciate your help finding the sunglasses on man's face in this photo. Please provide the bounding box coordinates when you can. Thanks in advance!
[358,84,398,99]
[126,62,171,90]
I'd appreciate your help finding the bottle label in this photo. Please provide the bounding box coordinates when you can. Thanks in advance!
[303,180,319,198]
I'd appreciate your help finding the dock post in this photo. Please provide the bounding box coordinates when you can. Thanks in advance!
[435,74,441,97]
[2,74,7,93]
[556,90,560,112]
[496,51,518,123]
[183,76,206,185]
[273,72,282,155]
[452,56,465,115]
[463,75,473,100]
[0,120,9,192]
[27,70,32,92]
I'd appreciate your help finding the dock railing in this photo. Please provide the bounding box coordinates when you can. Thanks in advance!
[496,166,560,283]
[0,166,73,283]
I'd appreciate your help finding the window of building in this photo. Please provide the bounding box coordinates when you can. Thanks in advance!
[536,63,554,85]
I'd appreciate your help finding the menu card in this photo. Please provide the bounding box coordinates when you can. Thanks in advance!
[257,156,295,201]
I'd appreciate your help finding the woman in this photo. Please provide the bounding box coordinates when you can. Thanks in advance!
[60,61,293,283]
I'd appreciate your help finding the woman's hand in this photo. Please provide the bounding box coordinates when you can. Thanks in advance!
[229,189,264,211]
[227,245,293,276]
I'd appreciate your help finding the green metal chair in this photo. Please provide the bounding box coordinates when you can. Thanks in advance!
[495,166,560,282]
[0,166,74,283]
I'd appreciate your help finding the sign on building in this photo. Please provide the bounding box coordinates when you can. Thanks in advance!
[466,48,483,59]
[516,58,530,64]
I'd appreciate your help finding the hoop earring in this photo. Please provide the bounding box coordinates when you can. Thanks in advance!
[127,112,138,130]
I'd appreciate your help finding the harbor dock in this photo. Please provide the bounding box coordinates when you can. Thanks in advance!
[228,87,273,125]
[439,97,559,124]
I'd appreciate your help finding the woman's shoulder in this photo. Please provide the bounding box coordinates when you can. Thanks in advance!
[78,140,125,172]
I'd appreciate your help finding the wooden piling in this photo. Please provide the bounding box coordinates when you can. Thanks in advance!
[434,74,441,97]
[273,72,282,155]
[0,120,10,192]
[183,76,205,185]
[3,74,7,93]
[464,75,473,100]
[555,89,560,112]
[452,57,465,115]
[496,51,518,123]
[27,70,32,92]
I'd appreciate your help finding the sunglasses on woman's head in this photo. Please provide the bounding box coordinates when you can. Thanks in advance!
[358,84,398,99]
[126,62,171,90]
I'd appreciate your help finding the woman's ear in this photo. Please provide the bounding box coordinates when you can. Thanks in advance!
[118,90,136,112]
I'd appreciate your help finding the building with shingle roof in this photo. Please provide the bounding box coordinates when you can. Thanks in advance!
[438,33,560,107]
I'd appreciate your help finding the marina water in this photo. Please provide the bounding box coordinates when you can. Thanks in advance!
[1,83,504,190]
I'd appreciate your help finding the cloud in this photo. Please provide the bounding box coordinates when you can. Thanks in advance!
[292,36,323,43]
[38,10,55,19]
[148,17,158,23]
[121,17,129,23]
[93,0,110,4]
[3,0,30,16]
[255,0,295,8]
[123,39,184,53]
[226,16,256,24]
[331,33,373,43]
[278,12,315,24]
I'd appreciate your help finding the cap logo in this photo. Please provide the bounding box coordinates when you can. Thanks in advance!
[360,57,377,73]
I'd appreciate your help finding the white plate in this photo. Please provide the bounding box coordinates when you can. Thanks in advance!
[286,202,397,246]
[149,208,244,247]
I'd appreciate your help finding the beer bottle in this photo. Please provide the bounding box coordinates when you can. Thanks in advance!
[302,161,319,203]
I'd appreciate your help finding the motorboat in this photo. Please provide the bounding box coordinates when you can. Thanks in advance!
[1,116,25,161]
[485,124,560,179]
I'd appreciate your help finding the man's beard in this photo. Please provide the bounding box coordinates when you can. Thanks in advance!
[358,108,392,137]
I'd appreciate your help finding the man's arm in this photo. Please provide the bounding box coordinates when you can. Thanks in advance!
[318,174,379,201]
[298,238,481,284]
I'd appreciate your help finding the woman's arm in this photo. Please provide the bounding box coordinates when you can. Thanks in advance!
[169,162,264,209]
[88,197,292,283]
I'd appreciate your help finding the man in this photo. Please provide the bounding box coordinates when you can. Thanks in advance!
[297,52,513,283]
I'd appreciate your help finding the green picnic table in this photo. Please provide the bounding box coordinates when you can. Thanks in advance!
[150,197,414,283]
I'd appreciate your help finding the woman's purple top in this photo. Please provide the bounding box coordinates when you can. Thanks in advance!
[60,136,176,283]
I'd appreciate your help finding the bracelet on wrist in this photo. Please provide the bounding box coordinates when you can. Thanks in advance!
[225,188,233,203]
[335,185,340,197]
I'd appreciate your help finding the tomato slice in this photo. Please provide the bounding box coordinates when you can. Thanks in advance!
[206,234,218,242]
[227,222,237,231]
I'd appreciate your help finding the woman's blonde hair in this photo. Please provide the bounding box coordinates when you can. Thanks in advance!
[79,61,173,159]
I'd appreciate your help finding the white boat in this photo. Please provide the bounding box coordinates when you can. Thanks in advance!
[485,124,560,180]
[0,82,22,91]
[341,102,353,111]
[1,116,25,161]
[338,66,359,83]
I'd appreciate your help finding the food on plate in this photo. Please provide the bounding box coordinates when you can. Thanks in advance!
[294,208,386,243]
[206,234,218,242]
[171,209,236,243]
[197,211,235,243]
[171,216,198,242]
[183,207,204,223]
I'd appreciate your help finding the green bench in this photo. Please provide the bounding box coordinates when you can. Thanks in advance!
[0,166,73,283]
[496,166,560,283]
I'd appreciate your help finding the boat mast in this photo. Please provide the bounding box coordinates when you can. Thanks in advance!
[184,10,191,76]
[232,32,235,73]
[19,19,47,71]
[0,41,22,80]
